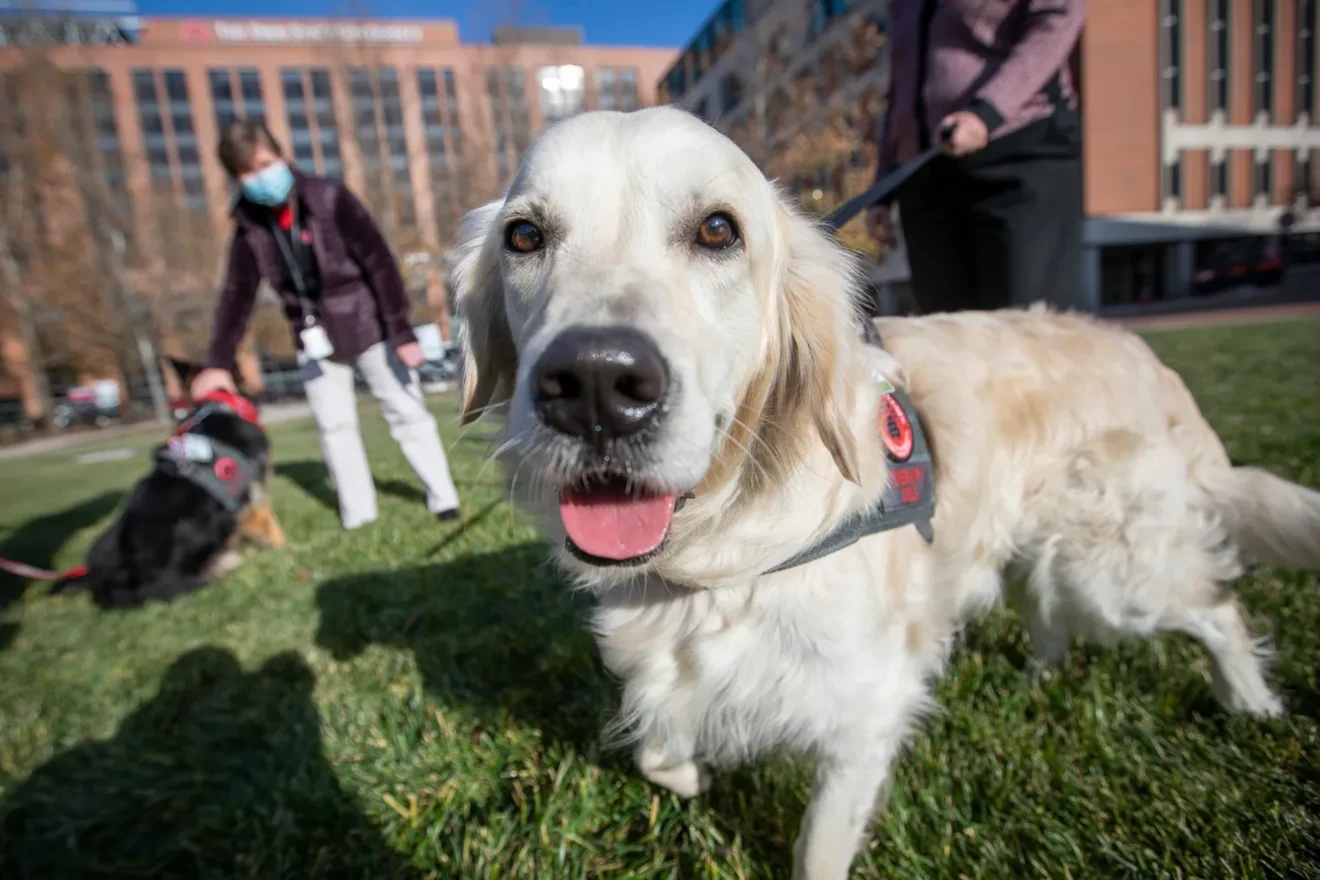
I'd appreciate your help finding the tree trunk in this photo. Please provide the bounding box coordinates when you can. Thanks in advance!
[0,230,54,429]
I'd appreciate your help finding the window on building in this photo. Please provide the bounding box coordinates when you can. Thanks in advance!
[1208,0,1231,116]
[443,69,462,161]
[211,68,263,131]
[1299,0,1316,120]
[1160,0,1184,116]
[539,64,586,127]
[619,68,639,111]
[59,70,134,259]
[0,72,10,183]
[349,67,386,211]
[376,67,414,228]
[665,60,688,103]
[282,69,316,171]
[86,70,130,252]
[486,66,530,186]
[347,67,412,229]
[508,67,531,161]
[729,0,747,31]
[597,67,640,112]
[486,68,510,185]
[162,70,204,212]
[597,67,617,111]
[1254,0,1275,120]
[209,69,237,132]
[693,29,712,81]
[1210,156,1230,201]
[719,72,744,114]
[310,69,341,179]
[1162,152,1184,207]
[238,68,263,122]
[133,69,170,193]
[1254,150,1274,200]
[87,71,126,202]
[418,67,461,237]
[1296,150,1313,198]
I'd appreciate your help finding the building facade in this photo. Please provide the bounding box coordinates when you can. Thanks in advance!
[1083,0,1320,311]
[661,0,1320,313]
[0,13,674,418]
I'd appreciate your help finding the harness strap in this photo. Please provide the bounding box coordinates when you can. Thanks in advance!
[763,320,937,575]
[156,433,261,514]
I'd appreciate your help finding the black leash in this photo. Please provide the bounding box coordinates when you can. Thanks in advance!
[821,123,954,233]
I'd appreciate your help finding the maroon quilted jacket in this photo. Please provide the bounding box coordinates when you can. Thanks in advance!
[203,170,417,370]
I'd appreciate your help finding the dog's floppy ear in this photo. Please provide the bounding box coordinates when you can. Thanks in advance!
[763,199,864,486]
[776,206,863,484]
[450,199,517,424]
[708,194,864,496]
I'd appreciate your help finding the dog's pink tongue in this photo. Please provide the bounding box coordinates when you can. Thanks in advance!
[559,489,677,561]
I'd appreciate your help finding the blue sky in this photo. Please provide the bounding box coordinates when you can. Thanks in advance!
[132,0,712,48]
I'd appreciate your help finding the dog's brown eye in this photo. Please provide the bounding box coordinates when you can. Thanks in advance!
[505,220,543,254]
[695,213,739,250]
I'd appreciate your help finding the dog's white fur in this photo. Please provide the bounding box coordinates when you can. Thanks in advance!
[450,107,1320,879]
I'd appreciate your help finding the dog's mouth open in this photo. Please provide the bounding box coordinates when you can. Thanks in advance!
[558,472,679,566]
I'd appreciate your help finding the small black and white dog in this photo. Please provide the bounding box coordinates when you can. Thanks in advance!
[56,363,286,609]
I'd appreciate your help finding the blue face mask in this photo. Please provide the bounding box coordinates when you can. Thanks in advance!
[240,161,294,207]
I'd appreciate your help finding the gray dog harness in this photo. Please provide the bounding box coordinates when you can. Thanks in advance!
[763,320,937,575]
[154,403,262,514]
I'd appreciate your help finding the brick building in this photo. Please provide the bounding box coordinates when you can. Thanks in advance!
[662,0,1320,313]
[0,11,674,419]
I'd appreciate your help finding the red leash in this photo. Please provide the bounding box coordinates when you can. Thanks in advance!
[0,558,88,581]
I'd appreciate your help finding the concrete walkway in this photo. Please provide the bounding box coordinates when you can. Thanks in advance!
[1113,300,1320,331]
[0,400,313,462]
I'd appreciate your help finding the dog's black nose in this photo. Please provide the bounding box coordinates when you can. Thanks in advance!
[532,326,669,441]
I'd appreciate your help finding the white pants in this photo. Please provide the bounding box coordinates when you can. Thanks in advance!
[300,341,460,529]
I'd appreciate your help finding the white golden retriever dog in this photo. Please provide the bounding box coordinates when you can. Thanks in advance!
[450,107,1320,879]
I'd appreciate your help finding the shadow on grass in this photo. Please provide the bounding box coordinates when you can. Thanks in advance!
[0,621,17,653]
[276,460,434,512]
[0,490,123,610]
[315,543,614,756]
[0,646,419,879]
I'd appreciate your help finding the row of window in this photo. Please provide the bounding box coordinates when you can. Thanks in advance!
[663,0,747,100]
[1162,0,1318,121]
[663,0,858,104]
[0,69,133,265]
[1161,147,1314,206]
[1,61,642,258]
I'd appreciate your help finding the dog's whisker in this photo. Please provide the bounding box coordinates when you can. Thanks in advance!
[475,436,525,486]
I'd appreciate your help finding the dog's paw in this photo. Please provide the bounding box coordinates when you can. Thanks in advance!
[642,759,711,800]
[1215,683,1286,719]
[1237,692,1286,720]
[637,746,711,800]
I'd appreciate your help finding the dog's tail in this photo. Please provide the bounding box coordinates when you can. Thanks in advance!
[1212,466,1320,570]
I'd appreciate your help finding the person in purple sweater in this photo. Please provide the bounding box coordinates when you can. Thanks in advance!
[191,121,460,530]
[868,0,1088,313]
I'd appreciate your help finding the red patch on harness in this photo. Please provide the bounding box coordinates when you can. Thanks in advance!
[879,393,913,461]
[214,456,238,482]
[891,465,926,505]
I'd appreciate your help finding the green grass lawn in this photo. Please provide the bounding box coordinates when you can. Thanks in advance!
[1,321,1318,879]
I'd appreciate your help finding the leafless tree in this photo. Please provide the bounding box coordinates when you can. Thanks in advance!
[697,6,890,261]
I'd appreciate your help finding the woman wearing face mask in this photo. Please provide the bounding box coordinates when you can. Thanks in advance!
[191,120,461,530]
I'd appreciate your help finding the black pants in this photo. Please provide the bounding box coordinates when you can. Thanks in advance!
[897,149,1085,313]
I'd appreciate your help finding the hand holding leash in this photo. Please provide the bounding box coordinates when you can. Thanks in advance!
[839,122,956,237]
[938,112,988,156]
